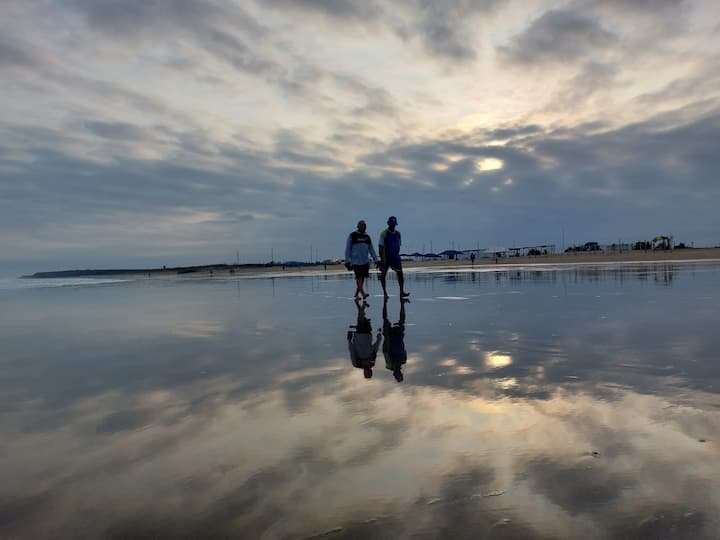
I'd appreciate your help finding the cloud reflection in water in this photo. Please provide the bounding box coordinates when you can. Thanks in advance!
[1,263,719,539]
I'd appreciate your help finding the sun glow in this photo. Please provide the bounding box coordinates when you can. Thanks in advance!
[476,158,504,172]
[485,352,512,369]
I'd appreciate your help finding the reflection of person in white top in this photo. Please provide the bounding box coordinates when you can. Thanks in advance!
[347,299,382,379]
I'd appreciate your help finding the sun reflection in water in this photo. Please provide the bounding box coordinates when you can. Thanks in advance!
[485,351,513,369]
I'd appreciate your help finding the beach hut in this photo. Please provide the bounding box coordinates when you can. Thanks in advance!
[439,249,463,260]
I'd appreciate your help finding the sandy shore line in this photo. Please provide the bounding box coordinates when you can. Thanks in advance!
[403,247,720,268]
[165,248,720,278]
[37,248,718,279]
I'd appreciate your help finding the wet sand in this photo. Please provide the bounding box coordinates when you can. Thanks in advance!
[3,262,720,539]
[188,247,720,278]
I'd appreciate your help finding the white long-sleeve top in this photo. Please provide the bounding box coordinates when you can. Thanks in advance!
[345,231,378,265]
[349,332,382,367]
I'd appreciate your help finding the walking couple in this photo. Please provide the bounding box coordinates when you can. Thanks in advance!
[344,216,410,300]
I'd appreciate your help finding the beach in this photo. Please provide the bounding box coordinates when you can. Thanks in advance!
[156,247,720,278]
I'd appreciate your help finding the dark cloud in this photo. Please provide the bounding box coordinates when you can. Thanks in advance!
[332,74,400,117]
[0,37,40,69]
[483,124,543,141]
[83,120,153,141]
[66,0,278,80]
[588,0,687,11]
[403,0,487,62]
[2,97,720,268]
[549,62,621,110]
[262,0,382,20]
[273,129,346,168]
[397,0,505,62]
[499,9,618,66]
[261,0,501,62]
[69,0,265,38]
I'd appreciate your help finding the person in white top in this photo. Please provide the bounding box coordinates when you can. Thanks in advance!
[344,220,379,299]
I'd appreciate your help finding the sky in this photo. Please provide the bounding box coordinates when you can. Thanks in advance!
[2,0,720,272]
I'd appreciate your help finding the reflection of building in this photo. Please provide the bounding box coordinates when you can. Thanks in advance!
[406,264,680,286]
[653,265,674,285]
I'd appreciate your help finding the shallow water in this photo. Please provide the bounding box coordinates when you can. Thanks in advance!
[1,262,720,539]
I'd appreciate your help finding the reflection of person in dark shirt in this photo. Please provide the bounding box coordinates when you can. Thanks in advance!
[383,297,407,382]
[347,299,381,379]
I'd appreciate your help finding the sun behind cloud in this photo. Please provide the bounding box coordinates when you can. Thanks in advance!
[476,158,504,172]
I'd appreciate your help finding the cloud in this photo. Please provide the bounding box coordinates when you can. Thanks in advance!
[1,1,720,269]
[587,0,687,13]
[260,0,501,62]
[401,0,487,62]
[262,0,382,20]
[82,120,154,141]
[499,9,619,66]
[0,37,40,69]
[548,61,622,110]
[2,97,720,269]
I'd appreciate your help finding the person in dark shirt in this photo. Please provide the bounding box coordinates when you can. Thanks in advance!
[378,216,409,299]
[382,296,407,382]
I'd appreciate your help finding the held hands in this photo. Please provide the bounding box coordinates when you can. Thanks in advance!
[345,263,352,271]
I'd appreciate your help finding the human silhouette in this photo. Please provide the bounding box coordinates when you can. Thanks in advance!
[378,216,410,298]
[382,297,408,382]
[347,299,381,379]
[345,219,379,299]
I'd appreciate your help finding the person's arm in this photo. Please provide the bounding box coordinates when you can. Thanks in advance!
[378,230,386,263]
[345,234,353,269]
[369,238,379,263]
[372,331,382,355]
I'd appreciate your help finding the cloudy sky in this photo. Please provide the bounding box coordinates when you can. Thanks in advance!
[2,0,719,272]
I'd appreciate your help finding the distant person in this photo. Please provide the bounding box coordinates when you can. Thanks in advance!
[378,216,409,298]
[383,297,407,382]
[345,220,379,299]
[470,252,476,267]
[347,299,381,379]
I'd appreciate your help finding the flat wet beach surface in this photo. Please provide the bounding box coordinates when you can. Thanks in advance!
[2,262,720,539]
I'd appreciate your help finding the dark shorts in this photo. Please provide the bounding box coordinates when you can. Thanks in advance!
[353,264,370,278]
[380,261,402,273]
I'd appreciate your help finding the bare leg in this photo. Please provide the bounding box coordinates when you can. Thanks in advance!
[354,277,362,298]
[359,276,369,298]
[379,270,388,298]
[397,270,409,297]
